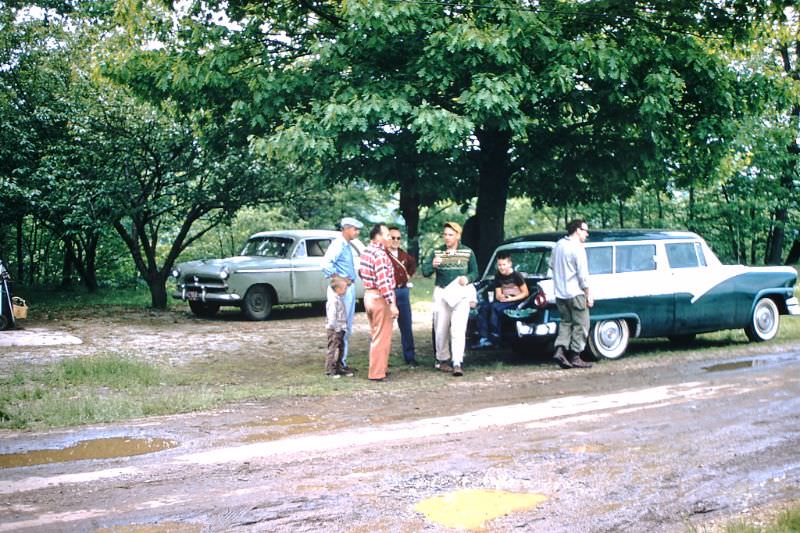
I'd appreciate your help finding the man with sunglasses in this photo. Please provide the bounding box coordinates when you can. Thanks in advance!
[387,226,418,366]
[550,218,594,369]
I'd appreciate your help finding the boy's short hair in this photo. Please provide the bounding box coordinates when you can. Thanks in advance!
[496,252,512,262]
[330,275,348,290]
[369,223,386,240]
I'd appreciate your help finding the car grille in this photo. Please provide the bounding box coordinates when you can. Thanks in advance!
[178,276,228,293]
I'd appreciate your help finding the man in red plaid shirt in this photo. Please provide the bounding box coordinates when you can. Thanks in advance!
[359,223,399,381]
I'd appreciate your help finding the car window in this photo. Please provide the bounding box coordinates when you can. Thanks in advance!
[485,248,551,278]
[305,239,331,257]
[240,236,294,258]
[666,242,705,269]
[616,244,656,273]
[587,246,613,275]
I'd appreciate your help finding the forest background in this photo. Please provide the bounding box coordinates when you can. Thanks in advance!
[1,0,799,308]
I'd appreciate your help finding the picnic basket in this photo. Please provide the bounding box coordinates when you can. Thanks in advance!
[12,297,27,319]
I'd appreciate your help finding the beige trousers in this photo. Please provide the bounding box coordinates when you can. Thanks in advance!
[432,286,471,365]
[364,291,393,379]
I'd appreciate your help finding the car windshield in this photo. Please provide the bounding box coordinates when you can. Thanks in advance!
[240,236,294,258]
[484,247,552,279]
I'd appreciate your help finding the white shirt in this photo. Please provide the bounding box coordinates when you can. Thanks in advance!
[549,236,590,299]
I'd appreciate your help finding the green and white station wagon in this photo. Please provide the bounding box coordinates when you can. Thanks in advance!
[171,229,364,320]
[471,230,799,360]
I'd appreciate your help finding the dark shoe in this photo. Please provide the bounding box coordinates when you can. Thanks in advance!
[471,337,494,349]
[438,361,454,372]
[568,351,592,368]
[406,360,418,368]
[452,365,463,377]
[341,365,357,373]
[553,345,572,369]
[368,377,386,382]
[337,369,354,377]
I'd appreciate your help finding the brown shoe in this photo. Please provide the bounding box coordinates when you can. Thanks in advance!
[553,345,572,369]
[568,351,592,368]
[452,365,463,376]
[438,361,454,372]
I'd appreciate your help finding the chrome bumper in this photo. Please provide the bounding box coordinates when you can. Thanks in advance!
[171,290,241,303]
[515,320,557,337]
[786,296,800,316]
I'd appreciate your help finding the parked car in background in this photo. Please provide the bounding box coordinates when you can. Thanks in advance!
[171,230,365,320]
[468,230,799,359]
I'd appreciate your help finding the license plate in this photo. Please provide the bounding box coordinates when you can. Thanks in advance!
[186,291,200,300]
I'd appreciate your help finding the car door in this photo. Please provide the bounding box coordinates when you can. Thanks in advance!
[291,238,333,302]
[666,241,737,333]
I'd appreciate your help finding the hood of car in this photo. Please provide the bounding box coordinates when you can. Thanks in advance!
[176,255,291,276]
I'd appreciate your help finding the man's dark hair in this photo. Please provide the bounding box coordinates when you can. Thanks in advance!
[496,252,512,262]
[369,223,386,240]
[388,225,401,232]
[567,218,587,235]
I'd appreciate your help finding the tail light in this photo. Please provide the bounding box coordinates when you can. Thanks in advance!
[534,291,548,309]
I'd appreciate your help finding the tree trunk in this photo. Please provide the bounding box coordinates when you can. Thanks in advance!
[148,274,169,309]
[83,239,99,293]
[768,132,799,264]
[750,207,758,265]
[398,184,421,262]
[785,239,800,265]
[15,216,23,281]
[61,237,75,288]
[656,189,663,226]
[113,218,178,310]
[765,209,785,265]
[474,128,511,271]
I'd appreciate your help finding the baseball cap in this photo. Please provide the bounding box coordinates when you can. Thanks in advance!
[340,217,363,229]
[444,221,462,235]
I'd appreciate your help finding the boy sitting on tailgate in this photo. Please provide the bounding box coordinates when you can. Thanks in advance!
[472,253,529,348]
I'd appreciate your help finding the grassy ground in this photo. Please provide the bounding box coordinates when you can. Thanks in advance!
[2,276,800,431]
[692,504,800,532]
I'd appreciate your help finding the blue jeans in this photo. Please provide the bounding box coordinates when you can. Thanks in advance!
[477,300,516,341]
[395,287,416,363]
[342,284,356,364]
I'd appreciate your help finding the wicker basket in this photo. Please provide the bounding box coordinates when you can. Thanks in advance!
[12,297,27,319]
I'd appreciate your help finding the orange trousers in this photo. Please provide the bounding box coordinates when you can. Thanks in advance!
[364,291,393,380]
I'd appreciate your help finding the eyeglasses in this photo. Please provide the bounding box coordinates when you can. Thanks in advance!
[580,227,589,233]
[390,236,401,240]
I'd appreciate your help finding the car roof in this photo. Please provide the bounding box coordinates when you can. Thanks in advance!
[247,229,342,239]
[504,229,701,245]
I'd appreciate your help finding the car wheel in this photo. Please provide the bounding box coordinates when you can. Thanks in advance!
[242,285,273,321]
[587,319,630,360]
[188,301,220,318]
[667,333,696,346]
[744,297,779,342]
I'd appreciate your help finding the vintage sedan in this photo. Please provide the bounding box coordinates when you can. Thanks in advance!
[171,230,364,320]
[470,230,799,359]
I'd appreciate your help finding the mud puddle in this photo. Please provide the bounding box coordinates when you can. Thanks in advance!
[0,437,177,468]
[703,352,799,373]
[415,489,547,530]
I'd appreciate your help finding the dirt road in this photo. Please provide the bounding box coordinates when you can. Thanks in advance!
[0,309,798,532]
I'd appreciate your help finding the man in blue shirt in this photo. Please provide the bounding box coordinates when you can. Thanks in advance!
[322,217,363,370]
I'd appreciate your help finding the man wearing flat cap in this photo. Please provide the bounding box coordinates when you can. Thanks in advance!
[421,221,478,377]
[322,217,363,372]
